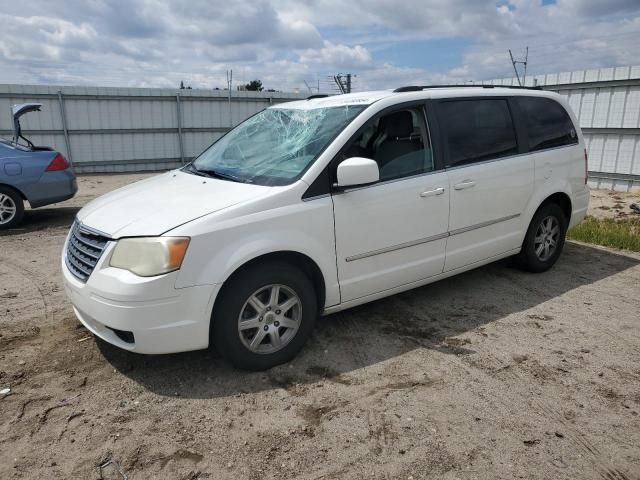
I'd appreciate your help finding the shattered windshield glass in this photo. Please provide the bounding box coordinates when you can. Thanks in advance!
[190,105,366,185]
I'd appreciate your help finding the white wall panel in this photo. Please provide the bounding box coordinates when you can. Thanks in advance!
[69,132,180,162]
[592,90,611,127]
[183,131,224,158]
[608,87,627,128]
[565,91,582,119]
[623,87,640,128]
[600,135,619,172]
[586,135,605,170]
[632,139,640,176]
[558,71,571,84]
[617,136,636,174]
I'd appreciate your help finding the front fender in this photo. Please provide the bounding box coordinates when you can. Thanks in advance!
[173,197,340,308]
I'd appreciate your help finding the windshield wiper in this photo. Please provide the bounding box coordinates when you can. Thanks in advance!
[183,163,208,177]
[184,163,248,183]
[200,168,248,183]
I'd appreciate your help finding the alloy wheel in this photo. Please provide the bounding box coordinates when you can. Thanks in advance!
[0,193,17,225]
[534,215,560,262]
[237,284,302,354]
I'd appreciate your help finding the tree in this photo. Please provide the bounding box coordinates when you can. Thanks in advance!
[244,80,264,91]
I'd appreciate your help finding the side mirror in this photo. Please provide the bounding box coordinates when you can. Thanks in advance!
[336,157,379,188]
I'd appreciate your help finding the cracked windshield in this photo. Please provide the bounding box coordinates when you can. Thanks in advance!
[191,105,366,185]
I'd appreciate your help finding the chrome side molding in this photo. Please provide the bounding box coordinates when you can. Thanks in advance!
[345,213,520,262]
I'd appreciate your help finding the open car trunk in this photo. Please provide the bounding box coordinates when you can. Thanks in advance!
[10,103,52,151]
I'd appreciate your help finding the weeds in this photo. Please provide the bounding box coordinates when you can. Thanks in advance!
[568,216,640,252]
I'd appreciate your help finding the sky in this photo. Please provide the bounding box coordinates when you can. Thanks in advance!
[0,0,639,92]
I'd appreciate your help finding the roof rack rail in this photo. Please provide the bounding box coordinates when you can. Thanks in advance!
[307,94,330,100]
[393,84,541,93]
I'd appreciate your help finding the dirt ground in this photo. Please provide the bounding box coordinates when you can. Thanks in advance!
[1,174,639,480]
[588,189,640,220]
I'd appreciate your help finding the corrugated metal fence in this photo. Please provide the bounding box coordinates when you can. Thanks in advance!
[2,67,639,190]
[488,65,640,191]
[0,85,304,173]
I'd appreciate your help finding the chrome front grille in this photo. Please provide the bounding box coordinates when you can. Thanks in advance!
[65,222,110,282]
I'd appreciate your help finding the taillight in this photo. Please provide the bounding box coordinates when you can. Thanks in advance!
[584,149,588,184]
[46,153,70,172]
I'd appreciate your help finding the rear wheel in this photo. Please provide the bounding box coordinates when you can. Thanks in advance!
[212,261,317,370]
[0,187,24,230]
[516,202,568,273]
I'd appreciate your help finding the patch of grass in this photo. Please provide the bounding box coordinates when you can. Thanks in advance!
[568,216,640,252]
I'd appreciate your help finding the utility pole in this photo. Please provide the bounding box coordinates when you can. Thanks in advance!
[509,47,528,86]
[226,69,233,126]
[523,46,528,85]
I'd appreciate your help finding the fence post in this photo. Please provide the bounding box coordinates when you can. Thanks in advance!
[176,93,185,164]
[57,91,73,163]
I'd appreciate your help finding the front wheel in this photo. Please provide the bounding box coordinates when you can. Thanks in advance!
[212,261,318,370]
[516,202,568,273]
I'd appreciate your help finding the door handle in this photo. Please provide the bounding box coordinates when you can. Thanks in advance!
[420,187,445,198]
[454,180,476,190]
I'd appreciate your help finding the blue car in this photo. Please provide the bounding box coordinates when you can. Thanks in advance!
[0,103,77,229]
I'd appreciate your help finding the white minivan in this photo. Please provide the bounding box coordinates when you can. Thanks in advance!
[62,86,589,370]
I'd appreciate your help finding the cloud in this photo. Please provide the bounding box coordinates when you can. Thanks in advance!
[298,41,372,68]
[553,0,640,17]
[0,0,638,91]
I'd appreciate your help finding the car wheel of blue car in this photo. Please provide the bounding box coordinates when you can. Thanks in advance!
[0,186,24,230]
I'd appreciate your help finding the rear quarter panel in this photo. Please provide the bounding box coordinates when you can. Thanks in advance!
[0,142,57,202]
[523,142,585,228]
[520,93,589,236]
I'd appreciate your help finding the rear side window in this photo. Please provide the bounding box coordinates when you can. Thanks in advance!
[439,99,518,168]
[516,97,577,151]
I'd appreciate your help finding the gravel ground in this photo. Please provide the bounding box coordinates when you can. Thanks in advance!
[1,174,639,480]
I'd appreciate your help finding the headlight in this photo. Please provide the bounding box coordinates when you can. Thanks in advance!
[109,237,190,277]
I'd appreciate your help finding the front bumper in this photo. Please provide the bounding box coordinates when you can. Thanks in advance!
[61,239,219,354]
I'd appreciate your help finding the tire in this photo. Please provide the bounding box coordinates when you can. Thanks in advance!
[0,186,24,230]
[516,202,568,273]
[212,261,318,370]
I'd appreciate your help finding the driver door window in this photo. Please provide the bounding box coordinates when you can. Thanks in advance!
[341,107,433,182]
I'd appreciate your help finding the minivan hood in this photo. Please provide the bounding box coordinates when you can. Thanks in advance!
[77,171,272,238]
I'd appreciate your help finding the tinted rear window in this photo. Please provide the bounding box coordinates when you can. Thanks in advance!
[516,97,577,151]
[439,99,518,168]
